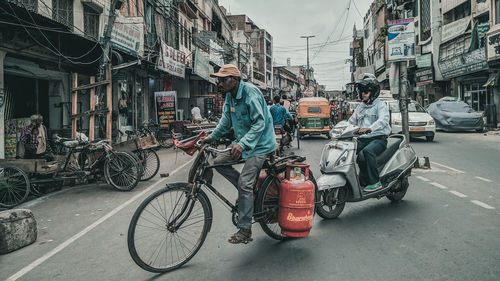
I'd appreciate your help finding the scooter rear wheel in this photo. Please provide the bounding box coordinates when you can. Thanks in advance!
[387,176,409,202]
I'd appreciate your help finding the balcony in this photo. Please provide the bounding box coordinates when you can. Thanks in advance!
[6,0,37,13]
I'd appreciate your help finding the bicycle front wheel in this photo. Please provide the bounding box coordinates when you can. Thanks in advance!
[104,152,140,191]
[0,166,30,208]
[127,185,211,273]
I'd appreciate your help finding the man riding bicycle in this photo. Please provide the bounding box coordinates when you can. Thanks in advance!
[201,64,276,244]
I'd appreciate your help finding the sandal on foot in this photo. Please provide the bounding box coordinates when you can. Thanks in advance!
[228,229,253,244]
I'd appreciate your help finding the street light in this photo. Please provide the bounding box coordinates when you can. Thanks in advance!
[300,35,315,92]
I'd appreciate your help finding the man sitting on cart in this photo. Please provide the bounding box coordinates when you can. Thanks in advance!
[20,114,53,161]
[201,64,276,244]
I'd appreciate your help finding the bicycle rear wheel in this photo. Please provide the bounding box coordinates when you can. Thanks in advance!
[127,185,211,273]
[255,173,288,240]
[137,149,160,181]
[104,152,140,191]
[0,166,30,208]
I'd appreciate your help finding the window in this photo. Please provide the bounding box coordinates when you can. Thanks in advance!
[307,107,321,113]
[52,0,73,29]
[83,6,99,40]
[184,20,188,47]
[420,0,431,41]
[496,0,500,24]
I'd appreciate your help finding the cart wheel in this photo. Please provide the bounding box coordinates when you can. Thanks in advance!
[0,166,31,208]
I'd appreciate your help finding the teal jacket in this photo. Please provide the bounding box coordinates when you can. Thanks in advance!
[209,81,276,159]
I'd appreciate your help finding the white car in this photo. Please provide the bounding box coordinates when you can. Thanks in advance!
[386,100,436,142]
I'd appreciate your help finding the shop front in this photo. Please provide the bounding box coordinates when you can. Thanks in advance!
[2,56,71,159]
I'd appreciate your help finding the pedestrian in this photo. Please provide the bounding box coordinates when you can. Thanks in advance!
[201,64,276,244]
[348,74,391,192]
[20,114,53,161]
[191,104,202,124]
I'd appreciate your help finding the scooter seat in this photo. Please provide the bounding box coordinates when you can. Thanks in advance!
[376,137,403,167]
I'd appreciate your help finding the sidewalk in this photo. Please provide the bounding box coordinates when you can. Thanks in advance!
[0,147,194,280]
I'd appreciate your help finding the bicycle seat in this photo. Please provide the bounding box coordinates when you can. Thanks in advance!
[63,140,79,148]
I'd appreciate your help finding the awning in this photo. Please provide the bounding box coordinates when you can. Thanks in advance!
[483,72,498,87]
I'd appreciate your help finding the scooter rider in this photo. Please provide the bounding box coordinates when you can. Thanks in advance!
[348,74,391,192]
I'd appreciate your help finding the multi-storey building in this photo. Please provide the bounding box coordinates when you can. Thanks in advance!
[227,14,273,97]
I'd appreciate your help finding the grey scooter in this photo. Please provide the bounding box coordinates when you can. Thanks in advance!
[315,122,417,219]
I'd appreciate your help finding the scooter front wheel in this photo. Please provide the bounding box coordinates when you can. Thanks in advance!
[316,187,347,219]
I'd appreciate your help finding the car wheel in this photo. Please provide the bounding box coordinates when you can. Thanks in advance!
[426,135,434,142]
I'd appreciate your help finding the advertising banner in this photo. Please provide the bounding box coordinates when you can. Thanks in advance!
[416,53,432,68]
[154,91,177,128]
[387,18,416,62]
[100,15,144,57]
[157,40,186,78]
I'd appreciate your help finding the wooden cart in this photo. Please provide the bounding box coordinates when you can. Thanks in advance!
[113,135,161,182]
[0,158,64,209]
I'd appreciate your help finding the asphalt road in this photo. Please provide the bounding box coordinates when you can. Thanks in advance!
[1,131,499,281]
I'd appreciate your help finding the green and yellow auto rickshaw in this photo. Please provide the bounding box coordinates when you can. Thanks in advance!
[297,97,331,140]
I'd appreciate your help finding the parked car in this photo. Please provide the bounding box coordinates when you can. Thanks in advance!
[387,100,436,142]
[427,101,484,132]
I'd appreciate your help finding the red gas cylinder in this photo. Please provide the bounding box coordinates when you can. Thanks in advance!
[278,163,315,237]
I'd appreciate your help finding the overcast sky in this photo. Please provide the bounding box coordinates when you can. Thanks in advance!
[218,0,374,90]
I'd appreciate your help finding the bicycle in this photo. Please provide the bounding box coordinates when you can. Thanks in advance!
[141,120,175,149]
[127,131,318,273]
[117,128,160,182]
[54,139,140,191]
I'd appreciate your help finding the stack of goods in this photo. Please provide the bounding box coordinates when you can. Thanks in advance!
[4,118,30,159]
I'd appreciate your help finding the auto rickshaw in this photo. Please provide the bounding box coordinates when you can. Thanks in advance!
[297,97,331,140]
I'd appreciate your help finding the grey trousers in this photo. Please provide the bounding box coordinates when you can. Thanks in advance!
[213,151,267,230]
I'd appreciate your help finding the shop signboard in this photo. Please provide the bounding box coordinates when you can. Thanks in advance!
[304,88,314,97]
[154,91,177,128]
[193,48,211,81]
[387,18,416,62]
[199,31,217,42]
[100,15,144,57]
[209,40,225,67]
[157,40,186,78]
[439,47,487,79]
[416,53,432,68]
[441,17,470,43]
[415,67,434,86]
[487,29,500,61]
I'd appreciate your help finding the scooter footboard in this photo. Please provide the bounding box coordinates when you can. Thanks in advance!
[316,173,347,191]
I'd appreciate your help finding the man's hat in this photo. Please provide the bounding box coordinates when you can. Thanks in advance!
[210,64,241,78]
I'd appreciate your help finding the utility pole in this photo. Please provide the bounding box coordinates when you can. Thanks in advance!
[391,5,410,144]
[300,35,315,91]
[100,0,121,80]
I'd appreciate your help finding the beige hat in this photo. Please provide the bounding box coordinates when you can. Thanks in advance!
[210,64,241,78]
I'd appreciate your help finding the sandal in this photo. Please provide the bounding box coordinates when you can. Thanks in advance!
[228,229,253,244]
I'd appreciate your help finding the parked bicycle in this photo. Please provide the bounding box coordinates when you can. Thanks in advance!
[141,120,175,149]
[127,131,318,273]
[54,139,140,191]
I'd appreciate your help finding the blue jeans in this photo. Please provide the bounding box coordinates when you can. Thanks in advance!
[357,137,387,186]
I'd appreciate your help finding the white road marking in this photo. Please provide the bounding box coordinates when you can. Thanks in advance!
[449,190,467,198]
[430,182,448,190]
[416,176,430,182]
[430,161,465,174]
[470,200,496,210]
[474,176,493,183]
[6,158,194,281]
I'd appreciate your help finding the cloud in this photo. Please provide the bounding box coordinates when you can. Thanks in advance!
[217,0,374,90]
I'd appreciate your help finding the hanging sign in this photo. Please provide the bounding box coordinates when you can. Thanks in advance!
[387,18,416,62]
[154,91,177,128]
[158,40,186,78]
